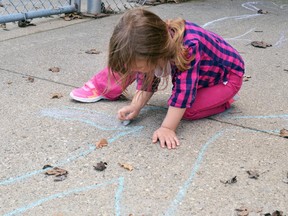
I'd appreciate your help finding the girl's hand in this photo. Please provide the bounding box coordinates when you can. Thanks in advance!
[152,126,180,149]
[117,104,141,120]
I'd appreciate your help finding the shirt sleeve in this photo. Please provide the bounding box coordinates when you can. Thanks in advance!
[136,72,161,92]
[168,41,201,108]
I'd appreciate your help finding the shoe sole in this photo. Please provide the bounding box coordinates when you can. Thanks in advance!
[70,92,106,103]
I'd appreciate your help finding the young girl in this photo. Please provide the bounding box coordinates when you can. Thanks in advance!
[70,8,245,150]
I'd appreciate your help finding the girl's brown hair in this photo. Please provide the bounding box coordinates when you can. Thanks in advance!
[108,8,192,91]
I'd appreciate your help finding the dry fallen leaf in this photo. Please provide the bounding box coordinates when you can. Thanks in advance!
[257,9,268,14]
[271,210,284,216]
[27,76,34,83]
[243,75,251,82]
[18,20,36,28]
[220,176,237,185]
[280,128,288,138]
[235,206,250,216]
[1,23,7,30]
[261,211,283,216]
[61,12,83,21]
[43,165,68,181]
[119,163,134,171]
[51,93,63,99]
[96,138,108,148]
[85,49,101,54]
[274,211,284,216]
[49,67,60,73]
[45,167,68,176]
[247,170,260,179]
[251,41,272,48]
[94,161,107,171]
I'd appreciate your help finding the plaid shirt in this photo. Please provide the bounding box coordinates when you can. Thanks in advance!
[137,21,245,108]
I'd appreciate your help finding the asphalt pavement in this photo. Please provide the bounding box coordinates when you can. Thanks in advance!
[0,0,287,215]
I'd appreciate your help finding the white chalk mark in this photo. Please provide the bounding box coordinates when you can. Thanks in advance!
[263,2,288,10]
[242,1,288,11]
[242,1,260,12]
[225,28,255,41]
[272,2,279,7]
[202,14,260,28]
[274,31,288,47]
[280,4,288,10]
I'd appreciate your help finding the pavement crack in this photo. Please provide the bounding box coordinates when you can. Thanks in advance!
[0,67,77,88]
[208,117,282,138]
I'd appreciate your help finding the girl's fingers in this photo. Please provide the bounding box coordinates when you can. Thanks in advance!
[159,137,166,148]
[126,111,135,120]
[117,111,125,120]
[152,129,180,149]
[174,136,180,146]
[152,132,158,143]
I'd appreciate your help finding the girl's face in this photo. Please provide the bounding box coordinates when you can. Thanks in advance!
[131,59,155,74]
[131,58,169,77]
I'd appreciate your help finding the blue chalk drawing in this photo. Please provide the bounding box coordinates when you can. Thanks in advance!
[0,106,144,186]
[3,1,288,213]
[4,177,124,216]
[41,106,139,131]
[0,144,95,186]
[2,106,286,215]
[224,114,288,119]
[164,130,224,216]
[203,1,288,47]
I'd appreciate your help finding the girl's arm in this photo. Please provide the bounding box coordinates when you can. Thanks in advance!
[161,106,186,131]
[152,106,186,149]
[131,90,154,110]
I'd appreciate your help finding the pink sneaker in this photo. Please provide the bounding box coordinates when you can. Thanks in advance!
[70,80,106,103]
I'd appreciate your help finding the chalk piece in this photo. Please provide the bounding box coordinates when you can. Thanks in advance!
[121,120,131,126]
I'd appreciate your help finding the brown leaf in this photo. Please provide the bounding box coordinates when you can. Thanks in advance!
[247,170,260,179]
[257,9,268,14]
[119,163,134,171]
[280,128,288,138]
[235,206,250,216]
[62,12,83,21]
[45,167,68,177]
[94,161,107,171]
[18,20,36,28]
[251,41,272,48]
[27,76,34,83]
[1,23,7,29]
[85,49,101,55]
[272,210,284,216]
[220,176,237,185]
[51,93,63,99]
[49,67,60,73]
[96,138,108,148]
[243,75,251,82]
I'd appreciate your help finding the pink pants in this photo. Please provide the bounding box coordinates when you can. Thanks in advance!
[91,67,243,120]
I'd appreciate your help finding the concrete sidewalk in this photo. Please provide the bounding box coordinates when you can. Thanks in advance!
[0,0,287,215]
